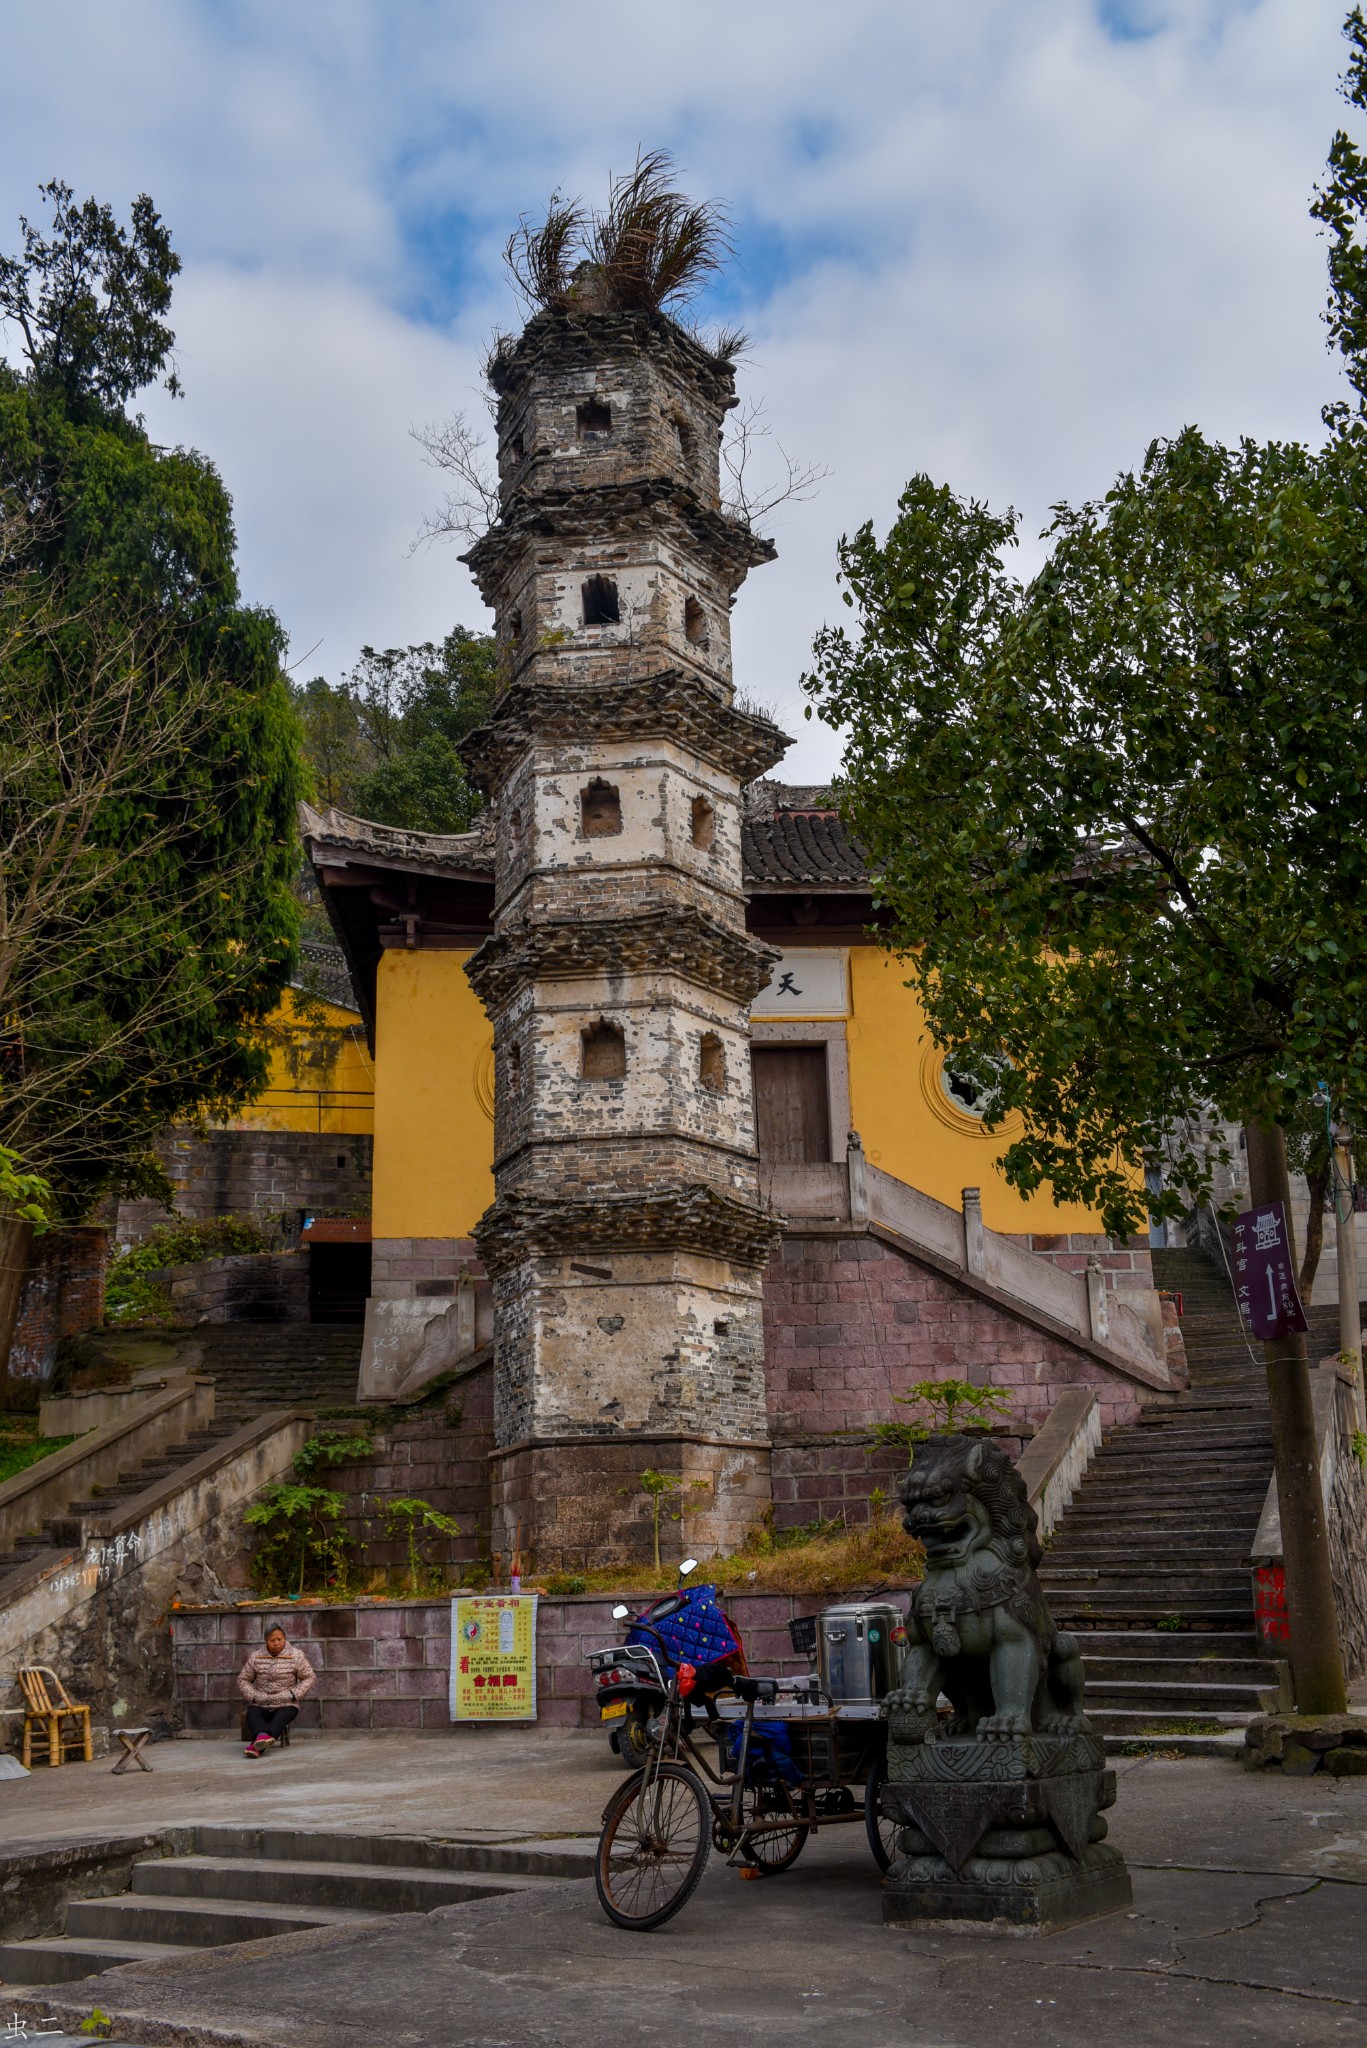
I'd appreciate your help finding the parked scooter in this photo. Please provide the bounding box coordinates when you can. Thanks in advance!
[587,1559,747,1766]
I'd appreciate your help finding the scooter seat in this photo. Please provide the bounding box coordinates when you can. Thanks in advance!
[732,1675,779,1704]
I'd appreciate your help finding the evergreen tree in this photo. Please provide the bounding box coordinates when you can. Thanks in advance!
[0,181,304,1219]
[294,628,495,835]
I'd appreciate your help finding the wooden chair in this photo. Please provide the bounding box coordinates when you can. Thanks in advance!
[19,1666,93,1768]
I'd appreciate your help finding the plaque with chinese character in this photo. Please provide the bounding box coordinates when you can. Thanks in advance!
[1232,1201,1308,1340]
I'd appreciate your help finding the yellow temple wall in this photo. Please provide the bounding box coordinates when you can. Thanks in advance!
[371,948,495,1239]
[232,987,375,1136]
[361,942,1115,1244]
[845,948,1108,1234]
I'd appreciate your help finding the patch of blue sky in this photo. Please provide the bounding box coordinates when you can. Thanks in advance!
[703,215,866,320]
[394,200,501,329]
[1095,0,1165,39]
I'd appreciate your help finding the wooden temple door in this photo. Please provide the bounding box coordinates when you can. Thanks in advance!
[751,1045,831,1163]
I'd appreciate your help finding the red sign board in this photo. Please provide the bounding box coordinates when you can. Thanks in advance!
[1253,1564,1289,1647]
[1232,1202,1307,1340]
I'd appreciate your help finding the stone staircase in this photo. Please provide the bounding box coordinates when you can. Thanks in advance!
[1042,1247,1284,1750]
[0,1825,593,1985]
[0,1328,363,1592]
[0,1422,239,1585]
[179,1324,364,1427]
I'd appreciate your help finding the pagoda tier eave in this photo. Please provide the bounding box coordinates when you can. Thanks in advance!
[466,907,778,1013]
[462,669,790,794]
[473,1181,784,1279]
[460,476,775,597]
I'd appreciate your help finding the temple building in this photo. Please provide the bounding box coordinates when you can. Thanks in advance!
[180,304,1187,1567]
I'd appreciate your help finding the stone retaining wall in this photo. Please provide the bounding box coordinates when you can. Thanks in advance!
[763,1232,1149,1461]
[170,1590,839,1733]
[149,1251,309,1326]
[769,1431,1024,1532]
[115,1129,373,1246]
[327,1370,496,1579]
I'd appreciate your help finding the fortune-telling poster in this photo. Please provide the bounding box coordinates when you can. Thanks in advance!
[449,1594,538,1720]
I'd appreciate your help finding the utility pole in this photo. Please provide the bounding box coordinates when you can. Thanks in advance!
[1243,1118,1347,1716]
[1333,1118,1365,1432]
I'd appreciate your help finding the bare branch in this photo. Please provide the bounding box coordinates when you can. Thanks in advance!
[720,397,829,529]
[407,409,500,550]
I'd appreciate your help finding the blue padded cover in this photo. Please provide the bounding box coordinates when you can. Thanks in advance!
[626,1585,740,1671]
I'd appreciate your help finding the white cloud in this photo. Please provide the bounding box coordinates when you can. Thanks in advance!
[0,0,1353,777]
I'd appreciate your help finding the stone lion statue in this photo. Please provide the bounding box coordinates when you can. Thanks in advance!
[884,1433,1088,1742]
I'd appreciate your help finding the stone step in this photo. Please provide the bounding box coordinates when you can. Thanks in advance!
[0,1935,189,1985]
[1043,1565,1253,1585]
[1057,1515,1262,1531]
[1081,1655,1278,1685]
[1048,1524,1256,1545]
[1098,1442,1272,1463]
[1087,1706,1254,1734]
[187,1825,597,1879]
[1050,1589,1255,1614]
[1047,1547,1254,1568]
[130,1854,552,1915]
[1068,1628,1266,1653]
[0,1829,596,1988]
[63,1891,388,1949]
[1082,1677,1274,1711]
[1062,1485,1268,1509]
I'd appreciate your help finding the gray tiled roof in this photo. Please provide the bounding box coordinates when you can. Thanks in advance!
[301,782,869,898]
[294,941,362,1013]
[741,784,868,890]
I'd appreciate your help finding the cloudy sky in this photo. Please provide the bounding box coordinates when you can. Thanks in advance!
[0,0,1353,778]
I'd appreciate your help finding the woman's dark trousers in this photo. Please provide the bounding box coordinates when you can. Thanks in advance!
[246,1705,298,1740]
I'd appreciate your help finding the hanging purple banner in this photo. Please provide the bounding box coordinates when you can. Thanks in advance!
[1232,1201,1308,1341]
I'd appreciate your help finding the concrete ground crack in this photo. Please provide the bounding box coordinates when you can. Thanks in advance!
[1056,1959,1361,2008]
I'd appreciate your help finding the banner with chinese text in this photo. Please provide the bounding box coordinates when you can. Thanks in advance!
[1233,1201,1308,1340]
[449,1594,538,1720]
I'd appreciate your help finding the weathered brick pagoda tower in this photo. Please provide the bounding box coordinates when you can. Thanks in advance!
[462,306,789,1569]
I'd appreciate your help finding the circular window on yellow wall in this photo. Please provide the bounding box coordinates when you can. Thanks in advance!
[474,1039,496,1122]
[917,1042,1024,1138]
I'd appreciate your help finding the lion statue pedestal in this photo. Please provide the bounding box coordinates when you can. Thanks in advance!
[879,1433,1132,1933]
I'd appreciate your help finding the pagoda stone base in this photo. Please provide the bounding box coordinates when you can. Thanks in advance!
[489,1434,771,1573]
[881,1730,1131,1934]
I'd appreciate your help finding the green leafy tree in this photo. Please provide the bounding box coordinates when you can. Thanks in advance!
[294,629,495,834]
[803,433,1367,1244]
[870,1380,1012,1464]
[245,1483,350,1597]
[383,1495,462,1594]
[802,20,1367,1717]
[0,181,304,1220]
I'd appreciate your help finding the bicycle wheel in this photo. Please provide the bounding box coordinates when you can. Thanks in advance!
[595,1763,711,1930]
[739,1786,809,1875]
[864,1758,898,1873]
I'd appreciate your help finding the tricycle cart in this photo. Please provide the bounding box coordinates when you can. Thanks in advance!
[593,1659,895,1931]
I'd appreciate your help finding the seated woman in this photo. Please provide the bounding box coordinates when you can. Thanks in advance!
[237,1622,317,1757]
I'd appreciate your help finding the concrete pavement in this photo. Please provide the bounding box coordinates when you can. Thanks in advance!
[3,1736,1366,2046]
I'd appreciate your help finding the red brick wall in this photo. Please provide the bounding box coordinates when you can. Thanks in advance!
[6,1227,108,1404]
[761,1230,1144,1492]
[323,1362,496,1580]
[171,1588,841,1732]
[1016,1230,1155,1292]
[769,1432,1024,1533]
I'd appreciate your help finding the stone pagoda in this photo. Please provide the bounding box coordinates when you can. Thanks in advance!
[461,304,789,1570]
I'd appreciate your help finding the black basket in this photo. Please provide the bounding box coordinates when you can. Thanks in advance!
[788,1614,819,1660]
